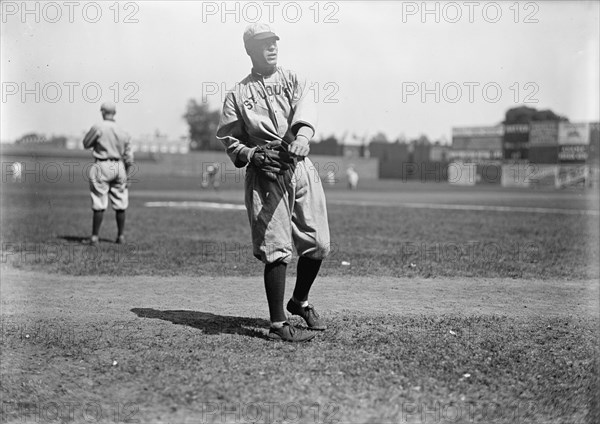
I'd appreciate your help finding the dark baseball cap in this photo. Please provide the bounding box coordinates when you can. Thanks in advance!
[100,102,116,113]
[243,23,279,44]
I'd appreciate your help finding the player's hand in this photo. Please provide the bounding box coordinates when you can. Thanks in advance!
[124,163,135,187]
[251,145,295,181]
[288,136,310,158]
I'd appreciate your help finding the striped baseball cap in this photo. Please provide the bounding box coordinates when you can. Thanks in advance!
[243,23,279,44]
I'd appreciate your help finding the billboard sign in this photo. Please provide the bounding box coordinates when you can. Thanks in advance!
[558,145,588,163]
[503,124,530,144]
[453,136,503,150]
[452,125,504,137]
[558,122,590,145]
[530,121,559,146]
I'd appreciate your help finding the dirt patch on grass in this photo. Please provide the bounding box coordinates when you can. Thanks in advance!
[2,270,598,423]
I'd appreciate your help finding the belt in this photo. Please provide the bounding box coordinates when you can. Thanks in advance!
[95,158,121,162]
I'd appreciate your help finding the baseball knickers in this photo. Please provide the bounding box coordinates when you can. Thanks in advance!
[245,157,331,264]
[89,160,128,211]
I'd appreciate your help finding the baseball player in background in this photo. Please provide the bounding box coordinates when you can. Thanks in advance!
[347,165,359,190]
[11,161,22,183]
[217,23,331,342]
[82,102,134,245]
[201,162,220,190]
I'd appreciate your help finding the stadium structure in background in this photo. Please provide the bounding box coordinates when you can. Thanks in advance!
[449,121,599,188]
[7,120,599,188]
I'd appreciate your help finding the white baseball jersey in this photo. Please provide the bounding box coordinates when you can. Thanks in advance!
[83,119,134,166]
[83,119,132,211]
[217,66,329,264]
[216,67,317,167]
[12,162,22,182]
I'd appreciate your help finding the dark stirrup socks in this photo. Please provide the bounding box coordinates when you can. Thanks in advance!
[293,257,322,303]
[264,261,288,323]
[92,210,104,236]
[116,210,126,236]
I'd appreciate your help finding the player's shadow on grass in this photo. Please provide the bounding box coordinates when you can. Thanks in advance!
[131,308,270,340]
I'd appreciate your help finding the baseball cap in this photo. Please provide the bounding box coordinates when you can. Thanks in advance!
[243,23,279,44]
[100,102,116,113]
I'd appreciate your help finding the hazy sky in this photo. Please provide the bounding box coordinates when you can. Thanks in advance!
[1,1,599,144]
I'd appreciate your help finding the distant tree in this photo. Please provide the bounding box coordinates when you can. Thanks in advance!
[438,134,449,145]
[504,106,568,124]
[370,132,389,144]
[533,109,569,122]
[47,136,67,147]
[312,134,342,156]
[183,99,222,151]
[394,133,407,144]
[415,134,430,145]
[15,133,46,144]
[319,135,339,145]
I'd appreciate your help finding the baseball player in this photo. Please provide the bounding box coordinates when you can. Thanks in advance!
[347,165,359,190]
[11,161,22,183]
[216,23,331,342]
[82,102,134,245]
[201,162,220,190]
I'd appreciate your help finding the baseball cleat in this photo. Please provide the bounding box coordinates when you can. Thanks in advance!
[115,235,125,244]
[286,300,327,331]
[267,322,316,342]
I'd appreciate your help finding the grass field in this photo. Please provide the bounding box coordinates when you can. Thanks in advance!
[1,160,599,423]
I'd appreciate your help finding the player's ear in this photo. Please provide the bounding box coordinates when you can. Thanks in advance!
[244,39,261,56]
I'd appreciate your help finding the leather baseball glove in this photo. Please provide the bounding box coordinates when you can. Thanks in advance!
[251,143,296,181]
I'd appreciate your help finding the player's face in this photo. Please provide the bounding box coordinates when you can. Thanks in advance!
[102,111,116,121]
[249,38,278,69]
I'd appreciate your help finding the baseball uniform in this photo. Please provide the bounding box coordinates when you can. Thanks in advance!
[347,166,359,189]
[217,67,330,264]
[83,119,133,211]
[11,162,22,182]
[216,23,329,341]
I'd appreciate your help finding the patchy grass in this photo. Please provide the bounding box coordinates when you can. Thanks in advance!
[2,311,598,423]
[1,177,598,279]
[1,168,598,424]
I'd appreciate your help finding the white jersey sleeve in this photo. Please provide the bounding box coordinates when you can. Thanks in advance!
[216,92,257,168]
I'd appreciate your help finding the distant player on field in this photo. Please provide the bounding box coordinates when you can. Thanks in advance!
[201,162,220,190]
[11,161,22,183]
[82,102,134,245]
[216,23,331,342]
[346,165,359,190]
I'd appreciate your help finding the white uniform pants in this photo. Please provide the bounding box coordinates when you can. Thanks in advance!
[245,157,330,264]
